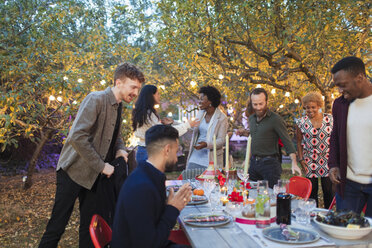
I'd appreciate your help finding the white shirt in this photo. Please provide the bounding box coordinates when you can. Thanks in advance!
[134,112,190,146]
[346,94,372,184]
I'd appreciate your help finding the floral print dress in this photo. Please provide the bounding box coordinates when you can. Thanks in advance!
[296,114,333,178]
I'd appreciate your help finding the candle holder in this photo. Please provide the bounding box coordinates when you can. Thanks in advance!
[220,196,229,206]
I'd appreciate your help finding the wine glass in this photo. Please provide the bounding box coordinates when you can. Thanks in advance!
[237,169,249,188]
[202,179,216,198]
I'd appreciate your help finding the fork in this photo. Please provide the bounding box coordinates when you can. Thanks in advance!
[252,230,268,247]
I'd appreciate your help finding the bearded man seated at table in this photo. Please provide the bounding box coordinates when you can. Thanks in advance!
[111,124,192,248]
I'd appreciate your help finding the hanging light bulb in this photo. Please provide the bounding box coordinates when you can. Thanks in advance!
[100,80,106,85]
[285,92,290,97]
[190,81,197,87]
[279,104,284,108]
[63,76,68,81]
[73,100,77,105]
[57,96,62,102]
[49,95,56,101]
[218,74,224,80]
[257,84,262,88]
[294,99,300,104]
[78,78,83,83]
[271,89,276,94]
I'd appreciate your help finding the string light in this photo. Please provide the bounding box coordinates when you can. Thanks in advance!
[271,89,276,94]
[257,84,262,88]
[322,96,325,100]
[285,92,290,97]
[100,80,106,85]
[73,100,77,104]
[154,104,160,109]
[218,74,224,80]
[78,78,83,83]
[294,99,300,104]
[190,81,197,87]
[279,104,284,108]
[331,94,335,99]
[168,112,173,117]
[160,85,165,90]
[57,96,62,102]
[230,117,234,121]
[122,119,127,123]
[49,95,55,101]
[63,76,68,81]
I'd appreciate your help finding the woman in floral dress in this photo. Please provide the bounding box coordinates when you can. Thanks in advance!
[296,92,334,208]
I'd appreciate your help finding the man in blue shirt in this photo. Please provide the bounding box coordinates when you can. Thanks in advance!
[112,125,192,247]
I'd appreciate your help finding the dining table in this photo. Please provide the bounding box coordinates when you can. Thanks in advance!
[167,180,372,248]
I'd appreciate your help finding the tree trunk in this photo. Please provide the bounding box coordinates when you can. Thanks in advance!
[323,91,332,114]
[24,129,53,189]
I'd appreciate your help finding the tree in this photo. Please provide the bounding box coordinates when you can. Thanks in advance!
[0,0,142,188]
[155,0,370,120]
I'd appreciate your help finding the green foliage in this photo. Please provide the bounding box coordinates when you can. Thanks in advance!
[0,0,145,150]
[154,0,371,123]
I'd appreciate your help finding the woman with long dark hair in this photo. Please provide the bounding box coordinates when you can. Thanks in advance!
[132,85,199,163]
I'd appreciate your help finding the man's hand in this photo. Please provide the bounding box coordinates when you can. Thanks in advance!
[115,149,128,162]
[291,161,302,176]
[194,141,207,150]
[102,163,115,178]
[236,128,249,137]
[167,183,192,211]
[329,167,341,184]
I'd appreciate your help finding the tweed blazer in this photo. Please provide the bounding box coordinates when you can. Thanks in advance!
[187,107,228,168]
[57,87,125,189]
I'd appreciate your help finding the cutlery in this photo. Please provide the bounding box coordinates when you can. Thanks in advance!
[252,230,268,247]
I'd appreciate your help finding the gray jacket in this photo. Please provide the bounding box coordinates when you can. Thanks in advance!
[57,87,125,189]
[187,107,228,169]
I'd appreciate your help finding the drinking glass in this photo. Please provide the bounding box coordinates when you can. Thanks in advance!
[257,180,269,194]
[277,179,290,193]
[202,179,216,198]
[297,198,316,225]
[209,191,221,212]
[237,169,249,188]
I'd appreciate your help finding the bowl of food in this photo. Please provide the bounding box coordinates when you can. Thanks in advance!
[314,210,372,239]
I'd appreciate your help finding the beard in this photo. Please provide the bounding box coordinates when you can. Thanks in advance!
[165,160,177,171]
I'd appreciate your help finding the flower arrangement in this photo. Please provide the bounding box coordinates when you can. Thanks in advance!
[228,191,243,203]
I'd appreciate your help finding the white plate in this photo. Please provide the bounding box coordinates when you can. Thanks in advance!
[182,213,232,227]
[262,226,319,244]
[314,217,372,239]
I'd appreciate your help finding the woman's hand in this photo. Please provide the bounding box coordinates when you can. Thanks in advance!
[194,141,207,150]
[188,118,200,128]
[161,117,174,125]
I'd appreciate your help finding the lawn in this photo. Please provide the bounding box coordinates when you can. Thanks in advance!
[0,163,322,247]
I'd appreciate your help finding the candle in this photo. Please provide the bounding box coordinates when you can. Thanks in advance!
[225,134,229,173]
[213,134,217,167]
[220,186,227,195]
[221,196,229,206]
[244,135,252,175]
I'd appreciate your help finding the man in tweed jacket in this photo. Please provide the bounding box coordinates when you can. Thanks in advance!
[39,63,145,248]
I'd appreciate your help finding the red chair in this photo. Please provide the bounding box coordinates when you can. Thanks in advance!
[168,229,191,245]
[288,176,312,199]
[89,214,112,248]
[328,196,367,213]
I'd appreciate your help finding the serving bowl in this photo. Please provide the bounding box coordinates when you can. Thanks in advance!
[314,217,372,239]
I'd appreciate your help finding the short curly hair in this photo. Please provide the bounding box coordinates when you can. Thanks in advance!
[114,62,145,84]
[301,92,323,107]
[199,86,222,108]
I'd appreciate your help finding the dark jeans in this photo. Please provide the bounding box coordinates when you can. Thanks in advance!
[336,179,372,217]
[309,177,334,209]
[39,169,96,248]
[135,146,148,163]
[248,157,281,188]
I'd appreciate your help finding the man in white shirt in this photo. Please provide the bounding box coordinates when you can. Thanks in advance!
[329,56,372,217]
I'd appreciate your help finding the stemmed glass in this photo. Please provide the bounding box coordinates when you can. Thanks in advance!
[202,179,216,199]
[237,169,249,188]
